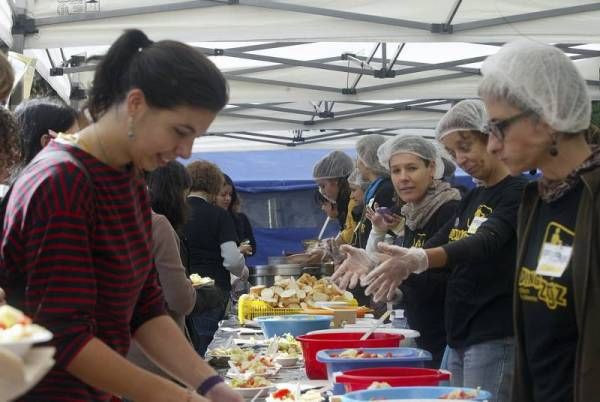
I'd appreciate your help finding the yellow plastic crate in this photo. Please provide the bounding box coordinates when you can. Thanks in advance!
[237,294,358,324]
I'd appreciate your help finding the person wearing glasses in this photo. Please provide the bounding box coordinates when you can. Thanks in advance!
[480,41,600,402]
[333,99,526,402]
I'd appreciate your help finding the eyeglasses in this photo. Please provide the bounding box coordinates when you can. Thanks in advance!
[487,110,534,141]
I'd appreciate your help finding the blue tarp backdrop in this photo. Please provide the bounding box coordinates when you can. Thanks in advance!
[188,148,475,266]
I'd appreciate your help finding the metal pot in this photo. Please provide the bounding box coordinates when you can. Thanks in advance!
[320,261,335,277]
[302,266,322,279]
[249,264,302,287]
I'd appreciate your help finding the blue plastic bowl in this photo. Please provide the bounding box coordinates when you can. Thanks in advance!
[255,314,332,338]
[316,347,431,395]
[341,386,492,401]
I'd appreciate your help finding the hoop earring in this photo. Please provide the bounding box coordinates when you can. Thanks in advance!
[127,118,135,140]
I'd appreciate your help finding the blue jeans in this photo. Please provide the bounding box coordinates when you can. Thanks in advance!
[447,338,514,402]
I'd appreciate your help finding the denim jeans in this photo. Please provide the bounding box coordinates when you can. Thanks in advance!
[186,289,229,357]
[447,337,514,402]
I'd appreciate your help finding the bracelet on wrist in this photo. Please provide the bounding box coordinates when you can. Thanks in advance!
[197,375,224,396]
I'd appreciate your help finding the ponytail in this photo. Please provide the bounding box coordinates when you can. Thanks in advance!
[88,29,228,121]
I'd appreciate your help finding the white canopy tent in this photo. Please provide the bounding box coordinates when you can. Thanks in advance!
[4,0,600,151]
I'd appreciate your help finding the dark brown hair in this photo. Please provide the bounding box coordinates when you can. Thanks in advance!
[88,29,228,121]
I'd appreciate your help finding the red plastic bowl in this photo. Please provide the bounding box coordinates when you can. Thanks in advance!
[336,367,451,392]
[296,332,403,379]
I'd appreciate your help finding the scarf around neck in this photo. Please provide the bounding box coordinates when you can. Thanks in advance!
[401,180,462,231]
[538,146,600,203]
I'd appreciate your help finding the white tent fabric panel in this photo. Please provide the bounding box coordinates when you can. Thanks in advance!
[0,0,12,46]
[22,0,600,48]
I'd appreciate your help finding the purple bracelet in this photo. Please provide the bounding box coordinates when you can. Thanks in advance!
[197,375,224,396]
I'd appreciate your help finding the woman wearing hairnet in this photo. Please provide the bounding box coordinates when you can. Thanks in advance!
[312,150,355,245]
[356,135,397,241]
[334,135,461,368]
[480,41,600,402]
[346,168,372,247]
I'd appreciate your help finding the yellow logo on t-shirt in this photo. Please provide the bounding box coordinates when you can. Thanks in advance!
[474,205,493,218]
[412,233,427,248]
[519,268,568,310]
[518,221,574,310]
[449,204,493,242]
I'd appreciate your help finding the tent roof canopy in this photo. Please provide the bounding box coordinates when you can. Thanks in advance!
[6,1,600,150]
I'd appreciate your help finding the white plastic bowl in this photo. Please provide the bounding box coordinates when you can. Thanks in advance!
[233,385,275,399]
[275,355,299,367]
[0,326,53,358]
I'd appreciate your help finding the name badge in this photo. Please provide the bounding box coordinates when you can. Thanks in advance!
[536,243,573,278]
[467,216,487,234]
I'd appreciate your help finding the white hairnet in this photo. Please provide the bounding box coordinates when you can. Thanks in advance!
[377,135,444,179]
[356,135,388,177]
[479,40,591,134]
[347,168,369,191]
[433,142,457,180]
[312,150,354,179]
[436,99,489,141]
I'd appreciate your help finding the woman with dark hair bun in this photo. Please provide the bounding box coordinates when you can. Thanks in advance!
[0,29,240,402]
[15,96,79,165]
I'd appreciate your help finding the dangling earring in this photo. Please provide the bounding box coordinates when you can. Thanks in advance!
[127,118,135,140]
[549,137,558,157]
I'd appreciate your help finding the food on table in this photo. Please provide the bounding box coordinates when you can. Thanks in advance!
[189,274,214,286]
[229,348,278,375]
[267,388,324,402]
[207,346,249,357]
[267,333,303,357]
[328,349,393,359]
[439,388,480,399]
[0,305,44,342]
[367,381,392,390]
[230,376,272,388]
[248,274,353,308]
[269,388,295,401]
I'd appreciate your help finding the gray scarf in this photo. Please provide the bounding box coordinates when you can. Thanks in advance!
[401,180,462,231]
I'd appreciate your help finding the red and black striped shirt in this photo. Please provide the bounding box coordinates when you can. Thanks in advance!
[0,140,166,401]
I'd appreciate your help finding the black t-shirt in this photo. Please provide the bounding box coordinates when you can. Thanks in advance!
[401,200,459,368]
[519,182,581,402]
[183,197,238,291]
[427,175,527,348]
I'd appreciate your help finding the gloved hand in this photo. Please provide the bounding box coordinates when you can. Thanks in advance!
[362,244,429,302]
[331,245,377,290]
[320,237,344,263]
[239,266,249,281]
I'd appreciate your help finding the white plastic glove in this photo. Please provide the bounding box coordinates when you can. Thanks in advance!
[330,245,376,290]
[330,245,392,290]
[238,266,249,281]
[362,244,429,302]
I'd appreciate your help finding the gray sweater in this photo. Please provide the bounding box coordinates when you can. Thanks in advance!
[127,212,196,376]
